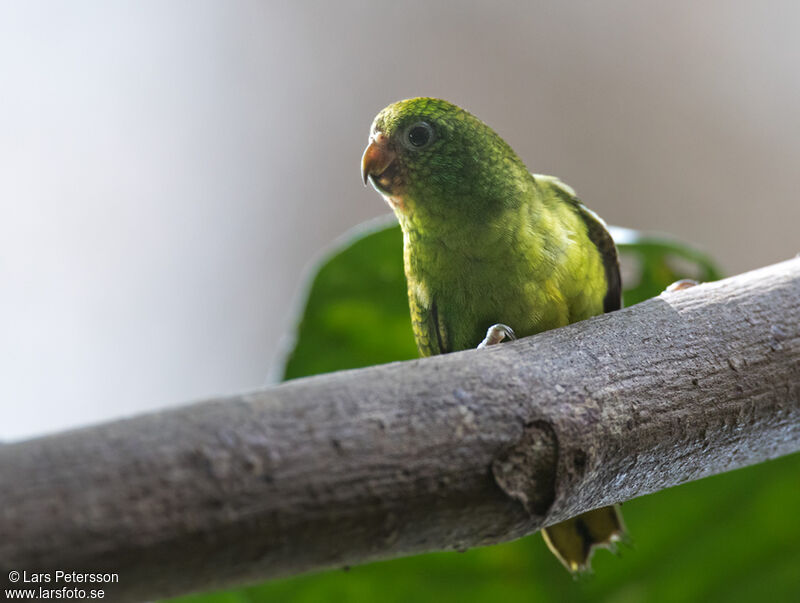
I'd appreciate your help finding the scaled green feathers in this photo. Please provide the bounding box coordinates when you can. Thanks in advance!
[363,97,620,356]
[362,97,625,572]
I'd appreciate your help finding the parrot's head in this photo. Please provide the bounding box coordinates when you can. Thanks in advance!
[361,98,531,227]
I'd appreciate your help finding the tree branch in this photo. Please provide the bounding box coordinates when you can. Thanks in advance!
[2,258,799,602]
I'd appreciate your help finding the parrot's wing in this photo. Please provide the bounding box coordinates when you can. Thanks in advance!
[572,200,622,312]
[409,293,450,357]
[533,174,622,312]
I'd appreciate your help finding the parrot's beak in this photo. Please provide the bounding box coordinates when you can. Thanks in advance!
[361,132,396,187]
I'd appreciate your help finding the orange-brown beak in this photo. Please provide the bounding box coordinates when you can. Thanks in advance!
[361,132,396,186]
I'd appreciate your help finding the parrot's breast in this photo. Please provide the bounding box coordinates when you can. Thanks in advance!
[402,192,610,356]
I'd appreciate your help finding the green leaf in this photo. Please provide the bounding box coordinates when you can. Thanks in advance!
[609,226,723,306]
[281,218,723,380]
[280,217,416,380]
[169,218,800,603]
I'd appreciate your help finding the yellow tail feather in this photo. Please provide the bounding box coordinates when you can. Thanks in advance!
[541,505,626,573]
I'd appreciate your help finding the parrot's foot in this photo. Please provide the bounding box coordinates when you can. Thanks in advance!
[477,323,516,349]
[665,279,699,292]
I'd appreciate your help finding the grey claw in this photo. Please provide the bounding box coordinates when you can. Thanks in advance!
[477,324,517,349]
[665,279,700,292]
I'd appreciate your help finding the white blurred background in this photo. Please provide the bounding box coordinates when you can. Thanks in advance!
[2,1,799,440]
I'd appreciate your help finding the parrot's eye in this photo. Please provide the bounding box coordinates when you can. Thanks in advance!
[403,122,434,149]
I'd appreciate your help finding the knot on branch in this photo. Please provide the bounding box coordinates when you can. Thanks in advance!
[491,421,558,517]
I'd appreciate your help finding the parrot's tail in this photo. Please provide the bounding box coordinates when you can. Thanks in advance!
[541,505,626,573]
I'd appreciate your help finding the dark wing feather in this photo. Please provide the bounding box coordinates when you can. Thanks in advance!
[573,202,622,313]
[539,174,622,313]
[409,293,450,357]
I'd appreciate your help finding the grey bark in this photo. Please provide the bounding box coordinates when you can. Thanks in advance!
[1,258,799,602]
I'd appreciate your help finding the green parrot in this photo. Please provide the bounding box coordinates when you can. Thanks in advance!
[361,97,625,572]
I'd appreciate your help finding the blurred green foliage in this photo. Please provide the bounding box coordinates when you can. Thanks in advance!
[168,219,799,603]
[282,219,418,379]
